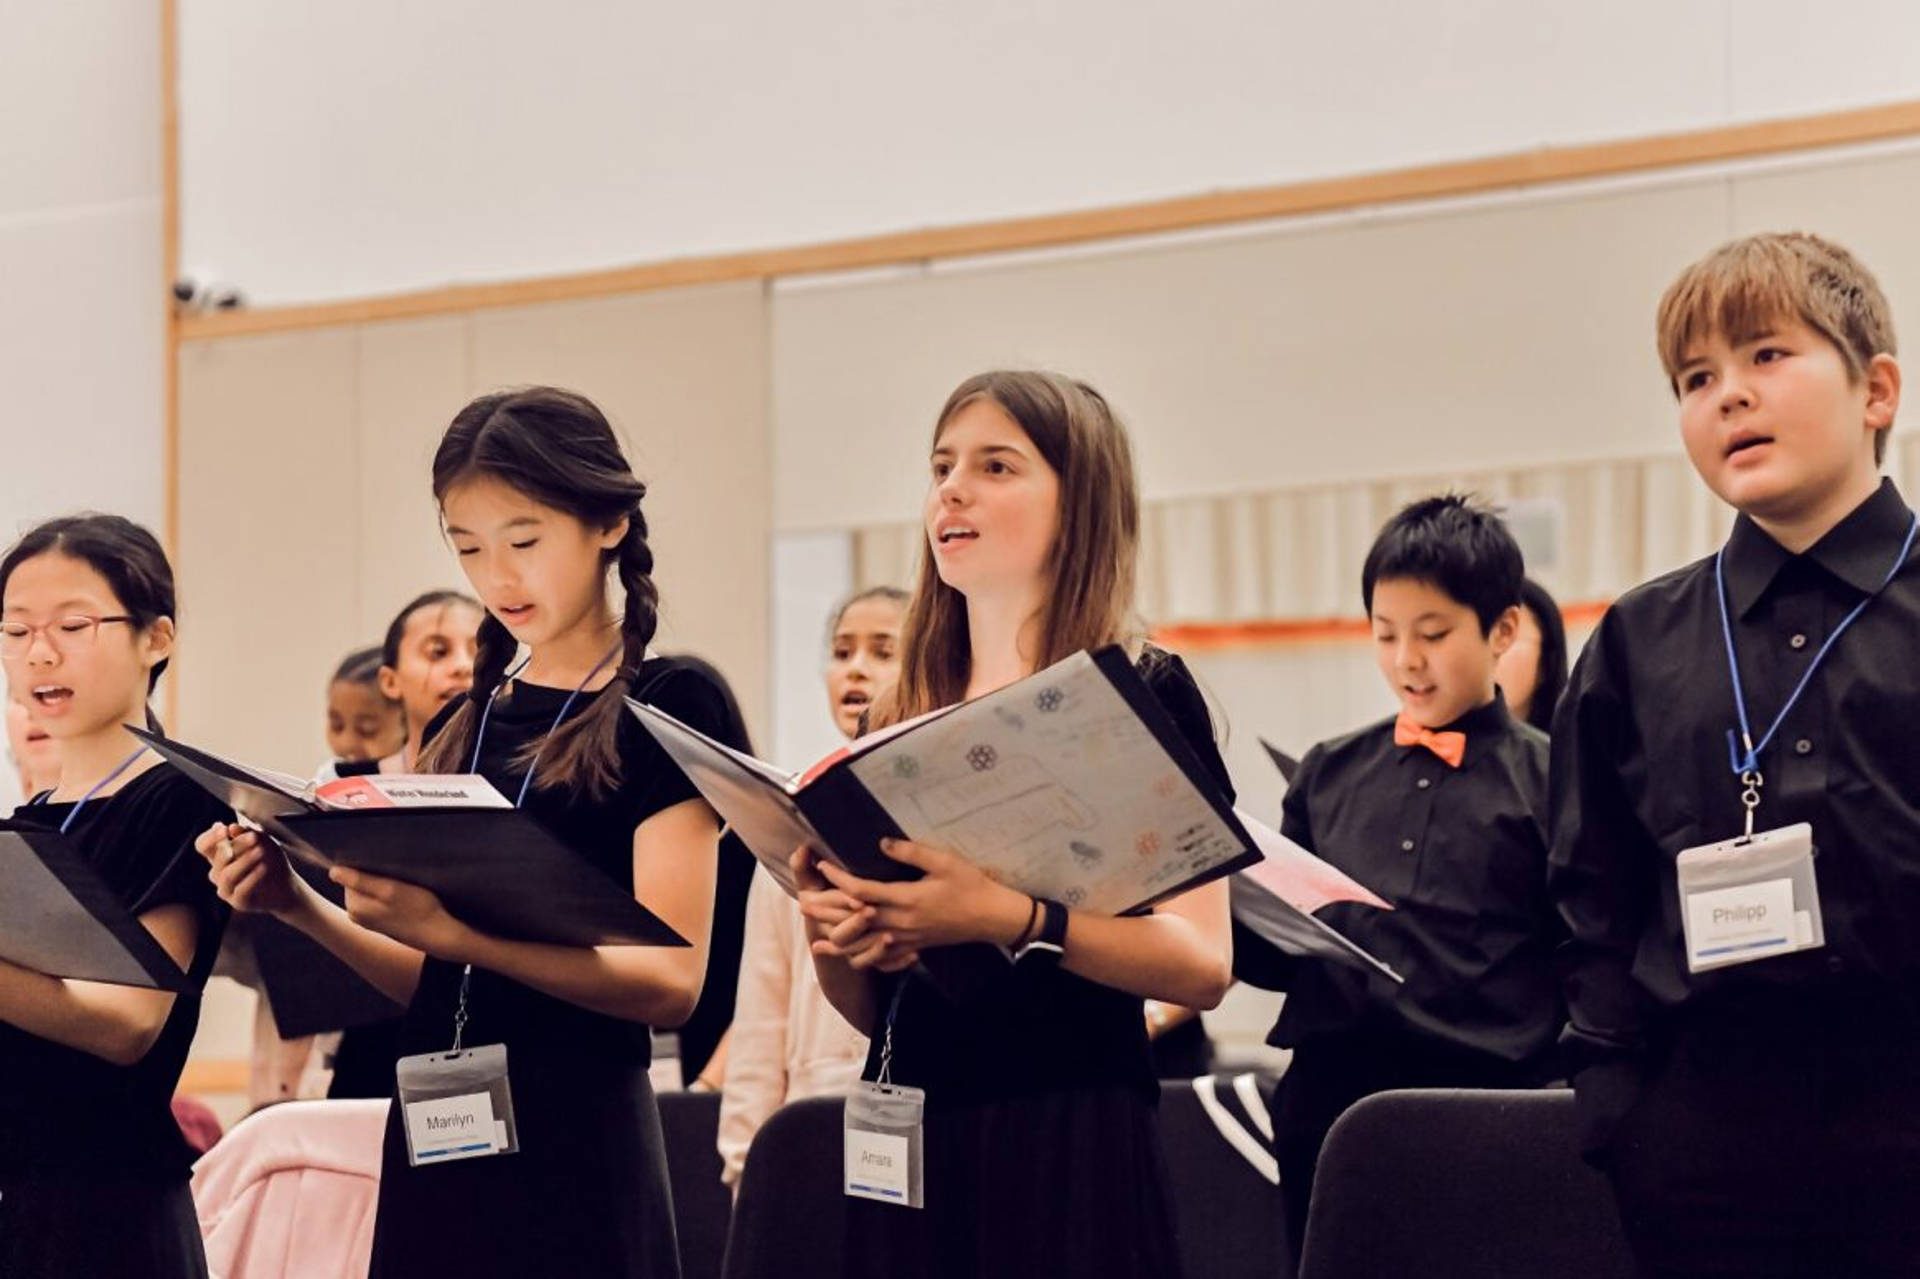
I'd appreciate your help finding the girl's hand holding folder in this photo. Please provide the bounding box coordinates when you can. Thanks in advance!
[792,843,918,974]
[814,836,1032,955]
[327,865,465,958]
[198,822,303,919]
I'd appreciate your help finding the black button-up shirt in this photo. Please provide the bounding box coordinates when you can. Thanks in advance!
[1550,478,1920,1072]
[1237,695,1562,1065]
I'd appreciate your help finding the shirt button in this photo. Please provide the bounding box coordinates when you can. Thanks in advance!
[1794,738,1814,756]
[1789,633,1809,650]
[1401,839,1416,852]
[1416,778,1432,790]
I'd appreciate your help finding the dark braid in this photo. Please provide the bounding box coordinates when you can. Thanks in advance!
[514,509,660,799]
[615,511,660,681]
[416,386,657,799]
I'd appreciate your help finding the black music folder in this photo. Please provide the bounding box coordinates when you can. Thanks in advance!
[1257,737,1300,784]
[0,821,190,991]
[129,727,687,952]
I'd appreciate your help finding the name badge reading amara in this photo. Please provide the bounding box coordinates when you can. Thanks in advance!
[844,1081,925,1208]
[396,1043,520,1167]
[1676,823,1824,974]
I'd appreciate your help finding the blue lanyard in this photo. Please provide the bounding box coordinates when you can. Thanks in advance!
[1715,512,1919,787]
[37,746,148,835]
[467,644,620,808]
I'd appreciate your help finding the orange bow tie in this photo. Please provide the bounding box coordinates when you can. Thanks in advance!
[1395,714,1466,768]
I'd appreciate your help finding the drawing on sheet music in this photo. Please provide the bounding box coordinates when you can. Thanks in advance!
[847,649,1245,916]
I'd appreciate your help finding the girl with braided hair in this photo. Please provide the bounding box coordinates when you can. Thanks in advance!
[200,386,739,1278]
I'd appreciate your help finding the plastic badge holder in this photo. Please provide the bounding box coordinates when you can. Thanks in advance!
[395,1043,521,1166]
[844,1081,925,1209]
[1675,822,1824,973]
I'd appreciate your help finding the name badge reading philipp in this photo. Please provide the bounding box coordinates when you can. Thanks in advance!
[1684,878,1799,969]
[1676,822,1824,975]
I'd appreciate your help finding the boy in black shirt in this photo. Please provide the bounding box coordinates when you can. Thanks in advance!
[1552,231,1920,1277]
[1238,494,1562,1264]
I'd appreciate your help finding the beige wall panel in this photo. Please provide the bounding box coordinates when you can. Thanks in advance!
[468,283,771,738]
[353,316,476,638]
[772,181,1732,531]
[177,330,359,771]
[1731,153,1920,471]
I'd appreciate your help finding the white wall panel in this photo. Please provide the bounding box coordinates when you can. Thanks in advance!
[171,0,1803,305]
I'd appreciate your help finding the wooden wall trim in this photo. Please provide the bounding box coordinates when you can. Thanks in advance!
[179,1057,248,1095]
[176,98,1920,342]
[161,0,181,729]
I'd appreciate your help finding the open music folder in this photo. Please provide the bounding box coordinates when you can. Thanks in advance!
[0,820,191,991]
[129,727,687,950]
[629,645,1263,917]
[1227,810,1402,983]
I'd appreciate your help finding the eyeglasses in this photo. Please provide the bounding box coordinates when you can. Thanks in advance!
[0,615,135,658]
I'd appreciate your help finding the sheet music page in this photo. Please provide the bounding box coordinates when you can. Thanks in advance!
[847,651,1246,915]
[1235,808,1391,913]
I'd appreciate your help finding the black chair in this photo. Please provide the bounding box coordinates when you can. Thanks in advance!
[657,1090,734,1279]
[1159,1073,1290,1279]
[720,1096,847,1279]
[1299,1088,1636,1279]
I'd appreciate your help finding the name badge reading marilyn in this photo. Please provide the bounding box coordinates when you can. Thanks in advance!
[395,1043,520,1167]
[1676,823,1824,974]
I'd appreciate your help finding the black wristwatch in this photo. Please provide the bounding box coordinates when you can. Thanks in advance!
[1014,897,1068,966]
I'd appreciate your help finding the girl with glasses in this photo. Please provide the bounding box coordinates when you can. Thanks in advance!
[0,514,231,1278]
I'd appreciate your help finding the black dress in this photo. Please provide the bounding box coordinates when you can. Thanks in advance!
[366,657,734,1279]
[845,650,1231,1279]
[0,765,231,1278]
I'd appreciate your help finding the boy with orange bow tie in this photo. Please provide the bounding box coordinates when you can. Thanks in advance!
[1236,494,1564,1264]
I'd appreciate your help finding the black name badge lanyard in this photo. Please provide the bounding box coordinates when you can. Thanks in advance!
[1674,513,1920,976]
[394,643,619,1167]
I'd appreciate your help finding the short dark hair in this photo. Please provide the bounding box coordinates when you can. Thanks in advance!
[1360,493,1524,634]
[332,644,387,688]
[1516,577,1568,733]
[0,513,176,703]
[381,589,480,669]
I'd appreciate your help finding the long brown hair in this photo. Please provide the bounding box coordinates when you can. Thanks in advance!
[416,387,658,799]
[873,371,1140,729]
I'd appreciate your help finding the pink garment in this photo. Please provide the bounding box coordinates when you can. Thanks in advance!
[173,1094,225,1156]
[718,867,870,1186]
[191,1098,388,1279]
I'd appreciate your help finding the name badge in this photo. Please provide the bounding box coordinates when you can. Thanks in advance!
[405,1090,506,1164]
[395,1043,520,1167]
[1676,822,1824,974]
[844,1081,925,1208]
